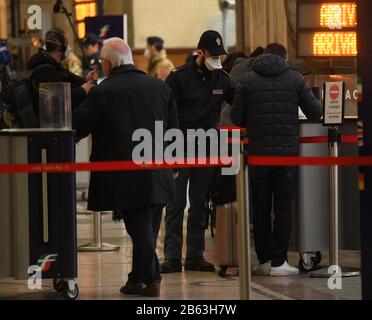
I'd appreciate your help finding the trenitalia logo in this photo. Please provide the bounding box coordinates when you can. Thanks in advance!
[37,254,58,272]
[28,254,58,290]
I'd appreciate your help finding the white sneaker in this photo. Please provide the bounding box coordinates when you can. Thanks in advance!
[270,261,299,276]
[253,262,271,276]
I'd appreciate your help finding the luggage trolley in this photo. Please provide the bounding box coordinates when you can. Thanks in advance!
[0,129,79,300]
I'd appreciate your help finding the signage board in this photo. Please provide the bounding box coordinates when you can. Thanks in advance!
[297,1,357,57]
[323,81,345,125]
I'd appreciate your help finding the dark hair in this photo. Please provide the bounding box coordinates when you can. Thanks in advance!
[45,29,66,53]
[264,43,287,59]
[249,46,264,58]
[147,36,164,52]
[222,51,248,72]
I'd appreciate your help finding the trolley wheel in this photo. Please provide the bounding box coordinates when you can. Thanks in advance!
[299,257,315,273]
[53,278,64,292]
[298,251,322,273]
[62,283,79,300]
[219,265,229,277]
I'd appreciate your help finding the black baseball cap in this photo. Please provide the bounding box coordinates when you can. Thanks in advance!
[82,33,100,47]
[197,30,227,56]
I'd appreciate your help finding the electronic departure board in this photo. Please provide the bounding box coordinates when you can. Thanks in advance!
[297,0,357,57]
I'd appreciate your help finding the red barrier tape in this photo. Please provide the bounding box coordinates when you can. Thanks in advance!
[0,135,363,174]
[0,157,235,174]
[227,135,358,145]
[1,156,372,174]
[248,156,372,166]
[218,126,359,145]
[300,135,358,144]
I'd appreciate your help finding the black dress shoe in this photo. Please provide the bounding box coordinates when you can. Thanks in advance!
[184,258,215,272]
[140,281,161,297]
[160,260,182,273]
[120,281,146,295]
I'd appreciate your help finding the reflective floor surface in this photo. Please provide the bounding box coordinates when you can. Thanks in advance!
[0,212,361,300]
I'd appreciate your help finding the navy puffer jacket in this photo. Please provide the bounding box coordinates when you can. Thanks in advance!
[231,54,323,155]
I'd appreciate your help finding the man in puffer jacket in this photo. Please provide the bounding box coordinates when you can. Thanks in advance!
[231,43,323,276]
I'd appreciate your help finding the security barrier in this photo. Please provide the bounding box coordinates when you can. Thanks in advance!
[1,128,370,300]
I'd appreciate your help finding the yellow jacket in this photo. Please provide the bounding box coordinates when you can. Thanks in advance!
[148,50,175,81]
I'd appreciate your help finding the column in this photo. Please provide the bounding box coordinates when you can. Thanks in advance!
[0,0,8,38]
[236,0,288,54]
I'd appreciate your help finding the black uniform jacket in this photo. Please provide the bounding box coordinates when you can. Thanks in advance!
[165,57,234,133]
[73,64,179,211]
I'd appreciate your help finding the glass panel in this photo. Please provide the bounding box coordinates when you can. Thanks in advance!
[39,82,72,129]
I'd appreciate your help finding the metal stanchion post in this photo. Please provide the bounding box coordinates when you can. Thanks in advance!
[329,128,339,268]
[310,127,359,278]
[78,212,120,252]
[236,143,252,300]
[93,213,102,248]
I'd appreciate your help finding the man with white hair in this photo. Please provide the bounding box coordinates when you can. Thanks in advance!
[73,37,179,297]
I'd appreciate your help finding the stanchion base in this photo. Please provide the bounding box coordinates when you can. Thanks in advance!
[78,242,120,252]
[310,267,360,278]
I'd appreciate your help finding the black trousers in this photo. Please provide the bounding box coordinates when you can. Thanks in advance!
[164,167,214,262]
[122,204,164,284]
[250,166,297,267]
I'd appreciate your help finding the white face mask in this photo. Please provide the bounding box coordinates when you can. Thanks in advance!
[144,48,151,58]
[204,56,222,71]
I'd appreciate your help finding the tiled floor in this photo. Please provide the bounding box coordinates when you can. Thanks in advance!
[0,213,362,300]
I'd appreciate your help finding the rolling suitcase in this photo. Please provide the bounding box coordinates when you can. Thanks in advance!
[215,202,240,277]
[0,129,79,300]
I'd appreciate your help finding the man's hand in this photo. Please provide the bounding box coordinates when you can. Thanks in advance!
[86,69,99,83]
[82,82,95,94]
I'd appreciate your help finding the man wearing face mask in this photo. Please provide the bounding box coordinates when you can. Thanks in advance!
[161,30,235,273]
[27,29,96,113]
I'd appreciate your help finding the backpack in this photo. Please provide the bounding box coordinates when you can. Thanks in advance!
[0,64,57,129]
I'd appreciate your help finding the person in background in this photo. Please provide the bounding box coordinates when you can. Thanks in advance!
[229,47,264,84]
[82,33,102,76]
[231,43,323,276]
[27,29,96,112]
[222,51,248,73]
[72,38,178,297]
[161,30,234,273]
[219,47,264,126]
[63,49,83,77]
[145,36,175,81]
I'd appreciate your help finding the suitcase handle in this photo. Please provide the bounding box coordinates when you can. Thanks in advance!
[41,148,49,243]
